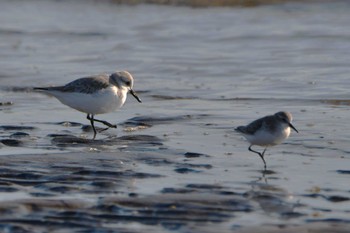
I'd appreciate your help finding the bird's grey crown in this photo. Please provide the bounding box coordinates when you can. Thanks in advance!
[109,71,134,89]
[275,111,292,122]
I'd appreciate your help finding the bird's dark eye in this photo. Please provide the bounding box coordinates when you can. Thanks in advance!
[125,81,131,86]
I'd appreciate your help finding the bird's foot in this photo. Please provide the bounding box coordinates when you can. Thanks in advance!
[101,122,117,128]
[99,127,110,133]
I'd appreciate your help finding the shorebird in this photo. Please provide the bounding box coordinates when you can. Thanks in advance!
[34,71,141,139]
[235,111,298,169]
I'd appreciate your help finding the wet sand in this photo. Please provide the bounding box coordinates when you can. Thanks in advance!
[0,149,349,233]
[0,111,349,232]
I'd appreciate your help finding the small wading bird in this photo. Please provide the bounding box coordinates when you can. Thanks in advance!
[34,71,141,139]
[235,111,298,169]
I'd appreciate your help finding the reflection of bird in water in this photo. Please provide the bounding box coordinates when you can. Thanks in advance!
[244,176,302,218]
[235,111,298,170]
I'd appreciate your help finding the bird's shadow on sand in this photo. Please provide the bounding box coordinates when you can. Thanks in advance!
[49,134,163,147]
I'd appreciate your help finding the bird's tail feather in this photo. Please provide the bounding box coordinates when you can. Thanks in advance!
[235,126,245,133]
[33,87,49,91]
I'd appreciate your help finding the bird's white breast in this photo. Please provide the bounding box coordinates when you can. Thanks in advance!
[47,86,127,115]
[244,124,291,146]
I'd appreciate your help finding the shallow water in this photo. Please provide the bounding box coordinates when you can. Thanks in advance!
[1,0,350,232]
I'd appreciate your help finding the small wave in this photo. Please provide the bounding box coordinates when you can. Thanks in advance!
[321,99,350,106]
[109,0,325,7]
[0,28,24,35]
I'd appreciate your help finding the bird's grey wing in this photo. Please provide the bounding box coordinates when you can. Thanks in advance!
[47,74,110,94]
[261,116,278,132]
[236,117,264,135]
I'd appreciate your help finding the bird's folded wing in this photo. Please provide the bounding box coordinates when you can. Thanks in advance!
[51,74,110,94]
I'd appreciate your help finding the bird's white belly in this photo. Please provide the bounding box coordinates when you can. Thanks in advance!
[49,87,126,114]
[245,127,291,146]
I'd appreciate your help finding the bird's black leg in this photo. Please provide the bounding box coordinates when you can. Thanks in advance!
[86,114,117,136]
[92,118,117,129]
[87,114,97,140]
[249,145,267,170]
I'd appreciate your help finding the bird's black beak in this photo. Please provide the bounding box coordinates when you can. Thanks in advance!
[130,89,142,103]
[289,123,298,133]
